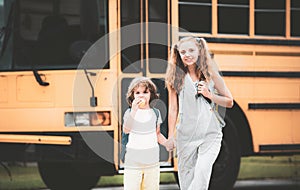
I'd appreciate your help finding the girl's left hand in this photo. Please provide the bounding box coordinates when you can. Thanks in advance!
[198,81,212,99]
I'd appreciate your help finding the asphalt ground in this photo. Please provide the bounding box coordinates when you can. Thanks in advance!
[91,179,300,190]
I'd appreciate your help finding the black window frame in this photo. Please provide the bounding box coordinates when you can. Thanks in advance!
[179,0,212,34]
[148,0,168,74]
[120,0,142,73]
[291,0,300,37]
[255,0,286,36]
[218,0,249,35]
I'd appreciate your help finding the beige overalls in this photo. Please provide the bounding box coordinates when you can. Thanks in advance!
[176,74,224,190]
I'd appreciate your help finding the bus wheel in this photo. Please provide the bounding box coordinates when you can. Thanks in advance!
[38,161,100,190]
[209,119,241,190]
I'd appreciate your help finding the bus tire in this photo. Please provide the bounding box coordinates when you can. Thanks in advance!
[209,118,241,190]
[38,161,100,190]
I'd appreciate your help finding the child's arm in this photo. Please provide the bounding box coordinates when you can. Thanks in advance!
[123,98,140,133]
[156,124,167,145]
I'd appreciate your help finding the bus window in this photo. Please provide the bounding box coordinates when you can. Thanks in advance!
[255,0,285,36]
[148,0,168,74]
[0,0,14,71]
[121,0,141,73]
[0,0,3,31]
[179,0,212,33]
[218,0,249,35]
[0,0,4,46]
[12,0,109,70]
[291,0,300,37]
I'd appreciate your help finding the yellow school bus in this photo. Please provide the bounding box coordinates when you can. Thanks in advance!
[0,0,299,190]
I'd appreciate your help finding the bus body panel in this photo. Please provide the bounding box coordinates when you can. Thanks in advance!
[0,70,117,132]
[211,42,300,153]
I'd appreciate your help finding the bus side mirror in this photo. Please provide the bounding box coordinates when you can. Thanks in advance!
[70,40,98,107]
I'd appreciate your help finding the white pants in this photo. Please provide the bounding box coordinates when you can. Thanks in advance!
[177,134,222,190]
[124,164,160,190]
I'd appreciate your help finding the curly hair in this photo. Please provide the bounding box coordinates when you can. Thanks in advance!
[126,77,159,107]
[165,37,213,93]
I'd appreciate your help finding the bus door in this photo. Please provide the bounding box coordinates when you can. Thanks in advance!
[119,0,173,170]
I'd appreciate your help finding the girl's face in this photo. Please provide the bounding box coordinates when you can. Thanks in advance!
[133,85,151,108]
[178,40,199,66]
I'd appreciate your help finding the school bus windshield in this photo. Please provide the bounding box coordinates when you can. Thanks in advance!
[0,0,109,71]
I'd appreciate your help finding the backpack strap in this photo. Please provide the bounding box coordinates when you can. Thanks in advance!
[120,108,131,162]
[152,107,159,126]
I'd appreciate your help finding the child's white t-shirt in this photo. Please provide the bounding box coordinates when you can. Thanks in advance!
[123,108,162,168]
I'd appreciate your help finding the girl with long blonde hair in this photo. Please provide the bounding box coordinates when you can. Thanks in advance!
[165,37,233,190]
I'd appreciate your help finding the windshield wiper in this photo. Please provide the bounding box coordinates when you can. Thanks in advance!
[33,70,49,86]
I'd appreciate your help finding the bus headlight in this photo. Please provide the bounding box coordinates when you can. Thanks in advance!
[64,111,111,127]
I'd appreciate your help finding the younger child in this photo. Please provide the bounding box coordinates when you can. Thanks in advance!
[122,77,167,190]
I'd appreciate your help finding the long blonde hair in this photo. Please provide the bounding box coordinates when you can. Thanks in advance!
[165,37,214,93]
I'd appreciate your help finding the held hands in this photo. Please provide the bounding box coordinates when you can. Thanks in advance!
[163,136,176,152]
